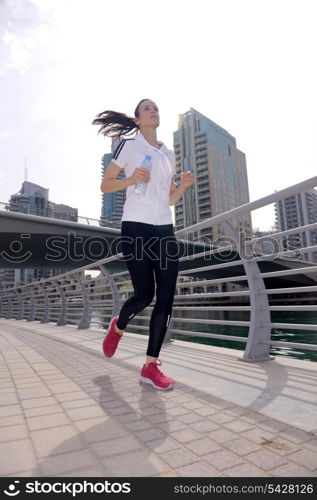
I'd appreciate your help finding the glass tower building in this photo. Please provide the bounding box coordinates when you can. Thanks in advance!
[173,108,252,242]
[100,138,126,227]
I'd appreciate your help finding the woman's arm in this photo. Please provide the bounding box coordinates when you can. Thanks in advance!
[100,162,133,193]
[100,162,149,193]
[169,171,194,205]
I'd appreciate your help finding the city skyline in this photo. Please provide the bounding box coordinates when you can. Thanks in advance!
[0,0,316,231]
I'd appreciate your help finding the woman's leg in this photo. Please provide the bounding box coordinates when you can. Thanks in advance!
[146,232,179,358]
[116,222,155,331]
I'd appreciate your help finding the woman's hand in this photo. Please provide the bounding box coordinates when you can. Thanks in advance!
[129,167,150,185]
[180,171,194,189]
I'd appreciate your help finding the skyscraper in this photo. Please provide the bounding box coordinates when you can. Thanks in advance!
[4,181,77,287]
[100,138,126,227]
[173,108,252,242]
[275,189,317,262]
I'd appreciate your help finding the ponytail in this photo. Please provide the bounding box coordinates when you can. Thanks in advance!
[92,110,138,139]
[92,99,150,139]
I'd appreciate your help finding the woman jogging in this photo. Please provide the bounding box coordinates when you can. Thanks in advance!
[93,99,193,389]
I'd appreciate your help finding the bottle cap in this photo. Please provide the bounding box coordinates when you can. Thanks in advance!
[145,155,152,160]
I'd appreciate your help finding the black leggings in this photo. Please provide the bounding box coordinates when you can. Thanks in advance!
[116,221,179,357]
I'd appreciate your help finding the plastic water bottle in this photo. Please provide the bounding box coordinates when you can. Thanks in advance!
[134,155,152,195]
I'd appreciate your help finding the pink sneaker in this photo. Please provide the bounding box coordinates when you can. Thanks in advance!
[140,360,175,390]
[103,316,123,358]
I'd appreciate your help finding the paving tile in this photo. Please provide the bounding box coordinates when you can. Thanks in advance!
[246,449,288,470]
[303,439,317,453]
[256,419,290,433]
[241,428,277,445]
[0,439,37,475]
[178,413,204,424]
[194,406,218,417]
[91,436,143,458]
[0,415,25,427]
[166,406,189,417]
[108,405,133,416]
[46,382,82,394]
[223,437,261,456]
[224,463,268,477]
[124,419,153,431]
[30,425,86,457]
[0,386,15,394]
[0,393,19,405]
[240,411,268,424]
[185,438,221,456]
[207,428,237,444]
[161,448,198,468]
[288,449,317,471]
[271,463,314,477]
[135,428,166,442]
[0,404,22,417]
[203,449,244,471]
[24,405,63,418]
[55,391,90,403]
[57,466,106,477]
[190,419,219,433]
[0,424,28,442]
[138,406,164,417]
[182,400,205,411]
[102,449,169,476]
[170,428,202,444]
[18,387,51,400]
[75,417,128,443]
[176,462,220,477]
[65,405,106,421]
[147,437,182,454]
[27,413,70,431]
[21,397,58,409]
[116,412,141,424]
[279,429,312,444]
[209,412,235,424]
[60,398,96,410]
[223,419,254,433]
[225,406,249,417]
[145,413,174,425]
[157,420,188,432]
[39,449,98,476]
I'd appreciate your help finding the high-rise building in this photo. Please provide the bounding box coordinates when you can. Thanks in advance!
[9,181,54,217]
[173,108,252,242]
[3,181,77,287]
[275,189,317,262]
[8,181,78,221]
[100,138,126,227]
[52,203,78,222]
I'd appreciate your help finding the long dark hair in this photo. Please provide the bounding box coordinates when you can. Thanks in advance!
[92,99,150,138]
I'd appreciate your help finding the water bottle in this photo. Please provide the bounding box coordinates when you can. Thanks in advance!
[134,155,152,196]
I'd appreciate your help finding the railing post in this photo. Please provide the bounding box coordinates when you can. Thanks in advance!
[27,287,35,322]
[224,222,274,362]
[56,281,67,326]
[75,275,92,329]
[40,284,50,323]
[16,290,24,320]
[99,265,122,319]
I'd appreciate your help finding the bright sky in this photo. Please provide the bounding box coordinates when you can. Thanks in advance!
[0,0,316,231]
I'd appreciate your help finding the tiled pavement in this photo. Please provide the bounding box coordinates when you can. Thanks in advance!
[1,318,317,477]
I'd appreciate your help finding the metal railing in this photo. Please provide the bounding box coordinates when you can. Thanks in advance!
[1,176,317,362]
[0,202,120,228]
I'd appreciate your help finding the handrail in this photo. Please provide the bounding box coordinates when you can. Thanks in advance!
[1,175,316,361]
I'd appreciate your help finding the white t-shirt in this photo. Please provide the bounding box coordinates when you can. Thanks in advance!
[112,132,176,225]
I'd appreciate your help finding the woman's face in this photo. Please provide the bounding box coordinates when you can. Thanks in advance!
[135,100,160,129]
